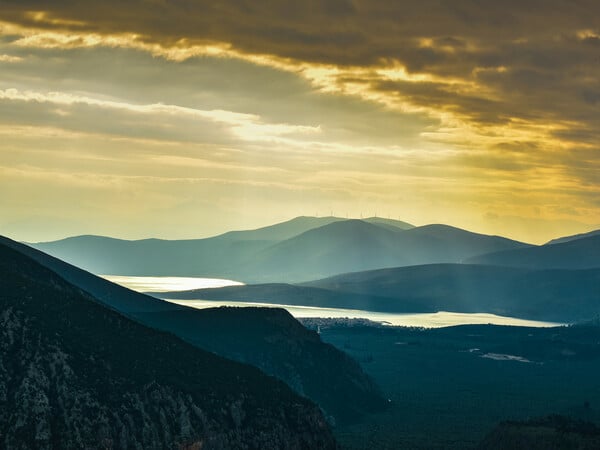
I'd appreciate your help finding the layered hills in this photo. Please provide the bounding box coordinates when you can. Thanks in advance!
[30,217,529,283]
[478,415,600,450]
[236,221,530,282]
[466,234,600,270]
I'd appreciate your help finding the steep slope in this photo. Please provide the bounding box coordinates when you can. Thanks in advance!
[233,221,531,282]
[546,228,600,245]
[0,241,337,449]
[398,224,531,260]
[3,237,385,424]
[0,236,180,314]
[27,216,354,276]
[467,234,600,269]
[237,220,406,282]
[136,307,386,423]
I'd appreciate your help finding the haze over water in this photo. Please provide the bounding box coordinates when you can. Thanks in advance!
[101,275,244,292]
[105,276,561,329]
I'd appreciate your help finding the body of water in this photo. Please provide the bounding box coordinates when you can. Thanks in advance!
[103,275,561,329]
[100,275,243,293]
[163,299,561,328]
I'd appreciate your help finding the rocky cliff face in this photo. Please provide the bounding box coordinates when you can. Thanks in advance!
[137,306,387,424]
[0,243,338,449]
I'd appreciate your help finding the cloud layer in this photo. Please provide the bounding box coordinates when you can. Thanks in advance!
[0,0,599,242]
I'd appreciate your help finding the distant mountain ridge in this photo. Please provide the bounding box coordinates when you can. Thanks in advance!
[28,217,530,283]
[545,228,600,245]
[230,221,531,282]
[466,234,600,270]
[215,216,413,241]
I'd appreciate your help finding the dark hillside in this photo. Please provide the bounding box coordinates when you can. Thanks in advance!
[0,240,337,449]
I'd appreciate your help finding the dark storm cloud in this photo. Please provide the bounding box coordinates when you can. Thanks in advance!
[2,0,597,114]
[0,1,595,61]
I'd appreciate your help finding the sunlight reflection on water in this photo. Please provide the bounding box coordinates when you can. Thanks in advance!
[165,299,561,328]
[100,275,243,293]
[103,275,562,328]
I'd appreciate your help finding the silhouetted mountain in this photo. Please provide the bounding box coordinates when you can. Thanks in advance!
[546,228,600,245]
[233,221,531,282]
[238,220,406,282]
[478,415,600,450]
[216,216,348,241]
[0,239,337,449]
[308,264,600,322]
[361,217,414,231]
[467,234,600,270]
[3,236,385,423]
[29,234,272,277]
[216,216,413,240]
[170,264,600,322]
[136,307,386,423]
[28,217,527,283]
[27,217,362,276]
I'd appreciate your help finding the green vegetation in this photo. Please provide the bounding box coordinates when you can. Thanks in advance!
[309,322,600,449]
[29,217,528,283]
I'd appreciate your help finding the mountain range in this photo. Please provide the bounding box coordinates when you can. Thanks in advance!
[466,234,600,270]
[30,216,535,283]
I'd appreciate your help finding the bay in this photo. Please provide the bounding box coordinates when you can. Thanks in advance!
[102,275,561,328]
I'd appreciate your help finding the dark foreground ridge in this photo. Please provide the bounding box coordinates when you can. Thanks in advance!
[0,241,338,449]
[2,236,386,424]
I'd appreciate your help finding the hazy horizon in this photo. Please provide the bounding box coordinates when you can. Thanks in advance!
[5,214,599,245]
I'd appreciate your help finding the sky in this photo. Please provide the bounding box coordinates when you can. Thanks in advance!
[0,0,599,244]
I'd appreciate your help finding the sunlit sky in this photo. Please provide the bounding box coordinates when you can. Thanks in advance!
[1,1,599,244]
